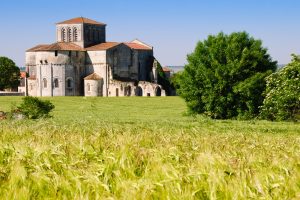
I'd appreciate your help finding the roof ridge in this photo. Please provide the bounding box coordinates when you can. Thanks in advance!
[84,72,102,80]
[56,17,106,25]
[27,42,85,52]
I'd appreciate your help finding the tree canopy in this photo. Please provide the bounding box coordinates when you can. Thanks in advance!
[0,57,20,90]
[260,55,300,121]
[177,32,277,119]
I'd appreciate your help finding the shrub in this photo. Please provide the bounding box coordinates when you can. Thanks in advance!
[17,96,55,119]
[260,55,300,121]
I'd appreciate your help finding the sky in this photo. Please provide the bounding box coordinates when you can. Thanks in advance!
[0,0,299,67]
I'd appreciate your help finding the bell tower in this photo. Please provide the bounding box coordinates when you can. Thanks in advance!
[56,17,106,48]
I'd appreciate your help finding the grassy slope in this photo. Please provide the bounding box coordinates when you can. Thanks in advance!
[0,97,299,199]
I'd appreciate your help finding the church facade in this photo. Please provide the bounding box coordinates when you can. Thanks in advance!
[26,17,164,97]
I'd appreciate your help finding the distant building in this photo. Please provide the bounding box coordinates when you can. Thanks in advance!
[167,66,184,73]
[162,67,171,79]
[18,71,27,93]
[25,17,165,97]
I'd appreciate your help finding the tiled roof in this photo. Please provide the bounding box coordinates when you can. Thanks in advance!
[27,41,153,52]
[84,73,102,80]
[162,67,171,72]
[85,42,120,51]
[26,45,49,52]
[57,17,106,26]
[20,72,27,78]
[125,43,152,50]
[27,42,84,52]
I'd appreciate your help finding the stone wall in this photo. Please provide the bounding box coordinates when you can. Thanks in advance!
[108,80,135,97]
[137,81,165,97]
[56,23,106,48]
[86,50,108,96]
[0,92,24,96]
[84,79,103,96]
[56,24,84,47]
[137,50,154,81]
[26,51,86,96]
[83,24,106,47]
[106,81,165,97]
[106,44,132,79]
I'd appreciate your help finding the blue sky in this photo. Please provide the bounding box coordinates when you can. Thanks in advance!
[0,0,299,67]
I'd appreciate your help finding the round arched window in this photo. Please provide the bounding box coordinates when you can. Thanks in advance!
[54,78,59,88]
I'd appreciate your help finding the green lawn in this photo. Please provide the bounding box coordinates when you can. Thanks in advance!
[0,97,299,199]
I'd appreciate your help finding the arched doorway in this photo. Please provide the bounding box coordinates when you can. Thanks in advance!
[155,87,161,96]
[135,86,143,96]
[125,86,131,96]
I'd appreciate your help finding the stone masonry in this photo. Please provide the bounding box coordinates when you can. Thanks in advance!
[26,17,165,97]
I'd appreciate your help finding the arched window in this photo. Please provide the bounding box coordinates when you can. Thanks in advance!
[135,86,143,96]
[155,87,161,96]
[87,83,91,92]
[54,78,59,88]
[67,27,72,42]
[73,27,78,42]
[43,78,47,88]
[125,86,131,96]
[127,86,131,96]
[66,78,73,88]
[61,28,66,42]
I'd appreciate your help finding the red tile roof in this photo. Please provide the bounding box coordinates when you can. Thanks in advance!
[84,73,102,80]
[85,42,120,51]
[26,45,50,52]
[20,72,27,78]
[57,17,106,26]
[162,67,171,72]
[27,42,84,52]
[125,43,152,50]
[27,41,153,52]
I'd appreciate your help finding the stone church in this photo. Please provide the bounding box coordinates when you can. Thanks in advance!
[26,17,165,97]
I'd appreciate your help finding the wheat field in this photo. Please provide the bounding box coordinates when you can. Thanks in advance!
[0,97,299,199]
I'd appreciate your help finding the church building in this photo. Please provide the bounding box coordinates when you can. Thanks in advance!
[25,17,164,97]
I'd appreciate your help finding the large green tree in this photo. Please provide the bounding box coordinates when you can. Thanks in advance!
[177,32,277,119]
[0,57,20,90]
[260,55,300,121]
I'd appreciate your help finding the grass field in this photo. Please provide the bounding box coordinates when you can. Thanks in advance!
[0,97,299,199]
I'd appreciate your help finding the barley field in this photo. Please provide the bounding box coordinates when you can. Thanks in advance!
[0,97,299,199]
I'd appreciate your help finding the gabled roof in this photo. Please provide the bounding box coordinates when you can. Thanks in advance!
[27,41,153,52]
[20,72,27,78]
[162,67,171,72]
[85,42,120,51]
[26,42,85,52]
[26,44,50,52]
[130,39,152,49]
[57,17,106,26]
[84,73,102,80]
[125,42,152,50]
